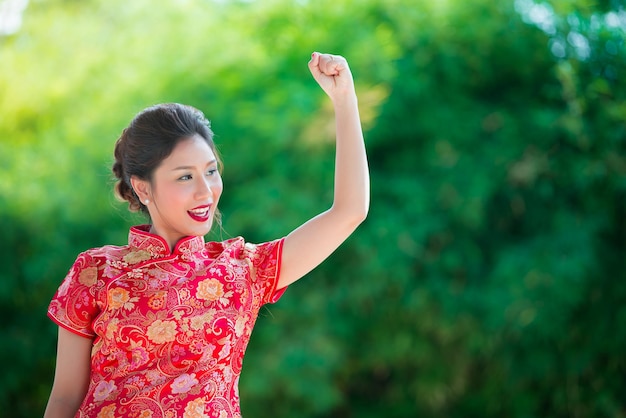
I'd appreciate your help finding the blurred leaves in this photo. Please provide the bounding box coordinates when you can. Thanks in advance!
[1,0,625,416]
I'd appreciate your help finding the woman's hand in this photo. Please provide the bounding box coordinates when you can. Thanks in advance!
[308,52,355,101]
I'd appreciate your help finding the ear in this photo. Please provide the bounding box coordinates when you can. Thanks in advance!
[130,176,152,203]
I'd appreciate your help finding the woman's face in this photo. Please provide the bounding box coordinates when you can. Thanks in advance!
[144,134,223,250]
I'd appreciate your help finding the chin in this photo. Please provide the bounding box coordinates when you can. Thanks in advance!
[190,222,214,237]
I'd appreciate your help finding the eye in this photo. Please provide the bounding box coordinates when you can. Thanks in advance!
[178,174,192,181]
[206,169,218,176]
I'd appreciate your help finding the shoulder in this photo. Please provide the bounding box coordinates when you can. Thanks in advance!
[66,244,133,285]
[204,237,284,269]
[205,237,284,259]
[205,237,245,259]
[75,244,131,266]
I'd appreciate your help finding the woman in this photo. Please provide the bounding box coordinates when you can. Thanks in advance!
[45,51,369,417]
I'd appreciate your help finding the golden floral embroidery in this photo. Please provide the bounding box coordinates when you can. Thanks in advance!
[171,373,199,394]
[129,340,149,368]
[196,279,224,302]
[105,318,119,340]
[96,404,116,418]
[108,287,128,309]
[234,316,246,337]
[47,225,285,417]
[107,287,138,310]
[190,309,216,331]
[183,398,208,418]
[145,369,167,386]
[148,291,167,310]
[123,249,152,265]
[78,266,98,286]
[179,288,191,301]
[146,319,177,344]
[94,380,117,402]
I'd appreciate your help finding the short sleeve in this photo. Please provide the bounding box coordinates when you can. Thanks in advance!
[243,237,286,305]
[47,251,101,338]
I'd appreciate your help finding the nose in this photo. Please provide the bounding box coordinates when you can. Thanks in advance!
[195,176,213,201]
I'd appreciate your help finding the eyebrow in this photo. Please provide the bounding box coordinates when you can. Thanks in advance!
[171,159,218,171]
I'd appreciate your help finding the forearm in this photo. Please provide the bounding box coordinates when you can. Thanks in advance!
[331,92,370,221]
[44,397,82,418]
[277,52,369,288]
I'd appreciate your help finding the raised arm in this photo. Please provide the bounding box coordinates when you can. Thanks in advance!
[277,52,370,289]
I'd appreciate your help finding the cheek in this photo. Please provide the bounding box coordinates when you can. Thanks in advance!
[214,186,223,203]
[156,184,186,206]
[213,178,224,201]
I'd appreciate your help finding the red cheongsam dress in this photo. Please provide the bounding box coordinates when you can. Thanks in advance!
[48,225,286,418]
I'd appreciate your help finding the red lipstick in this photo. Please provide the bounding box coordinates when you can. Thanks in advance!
[188,205,211,222]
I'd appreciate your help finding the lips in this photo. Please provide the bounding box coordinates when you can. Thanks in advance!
[187,205,211,222]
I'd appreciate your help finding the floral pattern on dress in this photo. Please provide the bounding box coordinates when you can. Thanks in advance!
[48,225,285,418]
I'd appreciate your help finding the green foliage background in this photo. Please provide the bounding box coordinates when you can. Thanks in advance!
[1,0,624,416]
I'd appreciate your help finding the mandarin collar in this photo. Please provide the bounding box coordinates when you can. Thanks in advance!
[128,225,205,257]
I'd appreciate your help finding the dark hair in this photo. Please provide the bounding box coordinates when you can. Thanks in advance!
[112,103,221,214]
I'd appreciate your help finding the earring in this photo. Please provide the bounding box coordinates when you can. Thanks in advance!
[144,199,149,205]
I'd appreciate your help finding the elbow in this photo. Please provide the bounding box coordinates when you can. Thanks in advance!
[332,196,369,230]
[359,195,370,222]
[357,204,369,224]
[348,203,369,229]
